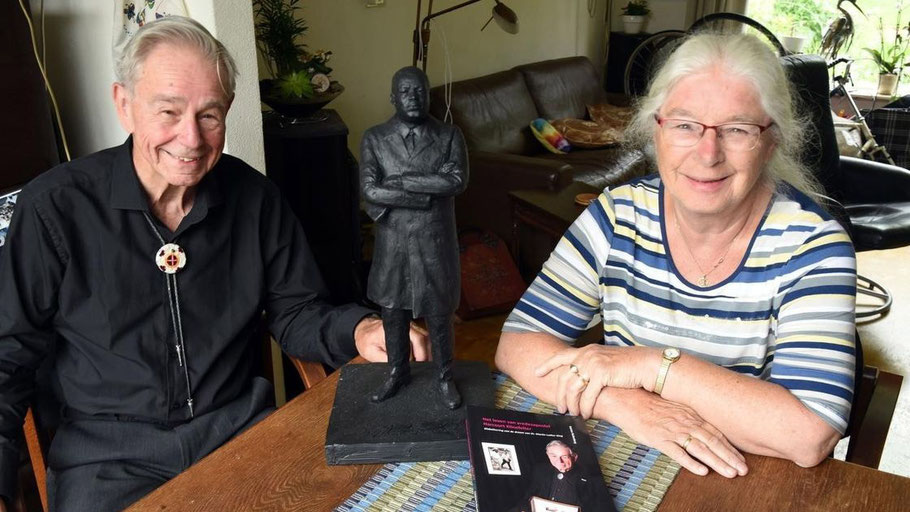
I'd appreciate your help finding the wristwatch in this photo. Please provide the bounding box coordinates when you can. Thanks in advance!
[653,347,681,396]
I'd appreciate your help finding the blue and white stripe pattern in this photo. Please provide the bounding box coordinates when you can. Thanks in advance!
[504,175,857,434]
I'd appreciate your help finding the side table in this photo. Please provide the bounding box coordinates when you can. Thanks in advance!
[509,182,600,280]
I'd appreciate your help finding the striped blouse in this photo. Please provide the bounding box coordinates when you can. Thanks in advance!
[503,175,857,434]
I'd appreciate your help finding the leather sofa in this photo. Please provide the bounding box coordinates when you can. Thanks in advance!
[429,56,647,251]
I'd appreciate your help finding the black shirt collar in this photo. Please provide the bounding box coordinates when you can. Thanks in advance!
[109,137,224,214]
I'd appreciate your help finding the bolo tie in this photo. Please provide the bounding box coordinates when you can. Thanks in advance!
[143,211,195,418]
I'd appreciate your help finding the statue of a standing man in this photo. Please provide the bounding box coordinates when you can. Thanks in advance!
[360,66,468,409]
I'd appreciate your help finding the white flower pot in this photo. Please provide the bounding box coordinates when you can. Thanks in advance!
[622,15,646,34]
[877,73,899,97]
[780,35,807,54]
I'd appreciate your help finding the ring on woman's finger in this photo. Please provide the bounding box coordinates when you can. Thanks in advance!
[569,364,579,374]
[681,435,693,450]
[580,374,590,384]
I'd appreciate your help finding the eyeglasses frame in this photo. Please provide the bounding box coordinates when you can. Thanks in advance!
[654,115,775,151]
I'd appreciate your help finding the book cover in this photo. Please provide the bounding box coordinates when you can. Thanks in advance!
[466,406,617,512]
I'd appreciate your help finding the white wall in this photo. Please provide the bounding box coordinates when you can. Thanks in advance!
[298,0,610,156]
[29,0,264,172]
[188,0,265,172]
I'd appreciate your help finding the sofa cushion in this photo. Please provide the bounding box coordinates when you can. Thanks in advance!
[530,118,571,154]
[430,69,540,155]
[551,118,622,148]
[515,57,608,121]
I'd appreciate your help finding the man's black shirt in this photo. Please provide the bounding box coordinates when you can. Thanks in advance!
[0,139,371,498]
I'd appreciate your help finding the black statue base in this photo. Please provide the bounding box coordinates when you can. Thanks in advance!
[325,360,494,465]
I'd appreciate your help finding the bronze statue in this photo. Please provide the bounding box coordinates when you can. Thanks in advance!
[360,66,468,409]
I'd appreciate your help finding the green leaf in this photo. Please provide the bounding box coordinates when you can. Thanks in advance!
[277,71,314,99]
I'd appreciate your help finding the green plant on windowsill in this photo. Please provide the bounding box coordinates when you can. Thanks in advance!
[863,7,910,77]
[253,0,343,117]
[621,1,650,16]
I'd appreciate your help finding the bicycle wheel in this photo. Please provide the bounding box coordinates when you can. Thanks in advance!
[623,30,686,97]
[688,12,787,56]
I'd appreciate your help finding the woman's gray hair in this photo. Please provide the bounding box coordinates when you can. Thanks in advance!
[625,33,822,198]
[115,16,238,97]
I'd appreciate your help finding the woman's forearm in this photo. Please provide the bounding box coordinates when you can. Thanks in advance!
[655,353,841,466]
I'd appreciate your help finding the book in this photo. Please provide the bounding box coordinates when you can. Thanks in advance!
[466,406,617,512]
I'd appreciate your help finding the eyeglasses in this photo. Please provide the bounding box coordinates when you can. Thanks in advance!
[654,115,774,151]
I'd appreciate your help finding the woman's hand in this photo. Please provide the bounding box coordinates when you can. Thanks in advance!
[534,344,659,417]
[613,388,749,478]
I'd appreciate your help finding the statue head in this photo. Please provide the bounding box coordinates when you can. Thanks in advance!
[390,66,430,126]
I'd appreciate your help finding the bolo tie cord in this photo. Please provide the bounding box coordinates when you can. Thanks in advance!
[142,211,195,418]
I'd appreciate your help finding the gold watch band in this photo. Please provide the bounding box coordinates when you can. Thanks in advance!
[654,348,680,395]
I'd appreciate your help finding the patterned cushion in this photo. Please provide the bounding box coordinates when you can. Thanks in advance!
[551,118,623,148]
[0,190,20,249]
[586,103,634,131]
[529,118,572,154]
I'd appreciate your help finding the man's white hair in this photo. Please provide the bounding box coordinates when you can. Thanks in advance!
[115,15,238,97]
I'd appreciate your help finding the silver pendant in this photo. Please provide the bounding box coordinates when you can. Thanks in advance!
[156,243,187,274]
[698,275,707,287]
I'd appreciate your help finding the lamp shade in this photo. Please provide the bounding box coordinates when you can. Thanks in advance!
[492,1,519,34]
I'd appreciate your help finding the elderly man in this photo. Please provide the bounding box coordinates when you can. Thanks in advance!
[518,441,611,512]
[0,17,426,512]
[360,66,468,409]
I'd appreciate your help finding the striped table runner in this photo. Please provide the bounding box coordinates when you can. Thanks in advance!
[336,373,680,511]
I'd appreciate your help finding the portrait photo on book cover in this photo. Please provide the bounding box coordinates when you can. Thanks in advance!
[482,442,521,475]
[466,407,615,512]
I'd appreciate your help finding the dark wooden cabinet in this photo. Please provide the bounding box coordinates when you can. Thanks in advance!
[604,31,652,94]
[263,110,363,305]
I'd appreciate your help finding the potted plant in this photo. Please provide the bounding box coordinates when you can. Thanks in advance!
[253,0,343,119]
[773,0,828,54]
[864,12,910,97]
[621,1,651,35]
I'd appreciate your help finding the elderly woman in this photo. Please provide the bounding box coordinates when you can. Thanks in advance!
[495,33,856,479]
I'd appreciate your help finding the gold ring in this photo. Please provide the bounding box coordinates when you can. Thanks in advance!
[569,364,579,374]
[682,435,693,450]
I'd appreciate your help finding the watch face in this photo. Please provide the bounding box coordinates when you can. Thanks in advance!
[665,348,680,359]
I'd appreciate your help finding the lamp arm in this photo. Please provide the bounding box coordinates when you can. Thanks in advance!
[416,0,484,70]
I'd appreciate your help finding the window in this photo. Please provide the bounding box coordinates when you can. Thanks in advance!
[746,0,909,96]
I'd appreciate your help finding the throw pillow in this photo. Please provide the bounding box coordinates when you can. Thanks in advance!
[530,118,572,154]
[587,103,634,131]
[551,118,623,148]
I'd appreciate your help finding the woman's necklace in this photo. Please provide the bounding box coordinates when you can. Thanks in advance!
[673,214,749,287]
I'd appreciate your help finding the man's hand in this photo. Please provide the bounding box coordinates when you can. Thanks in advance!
[353,316,430,362]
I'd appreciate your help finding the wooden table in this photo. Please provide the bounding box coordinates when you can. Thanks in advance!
[128,315,910,511]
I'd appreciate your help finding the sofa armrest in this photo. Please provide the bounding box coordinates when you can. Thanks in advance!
[470,151,574,191]
[839,156,910,204]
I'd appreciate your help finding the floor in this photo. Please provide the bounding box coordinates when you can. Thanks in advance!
[831,245,910,476]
